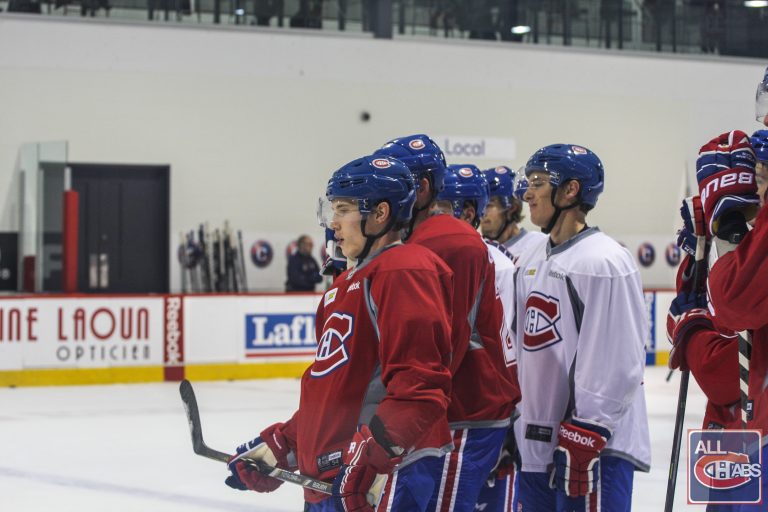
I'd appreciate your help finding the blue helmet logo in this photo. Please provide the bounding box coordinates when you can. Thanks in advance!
[373,134,448,194]
[326,155,416,225]
[440,164,490,219]
[483,166,516,209]
[524,144,605,208]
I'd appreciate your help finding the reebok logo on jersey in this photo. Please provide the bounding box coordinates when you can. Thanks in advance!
[523,292,562,351]
[311,313,354,377]
[548,270,566,281]
[347,281,360,293]
[559,425,596,448]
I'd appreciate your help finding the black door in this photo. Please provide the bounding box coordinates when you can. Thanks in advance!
[71,164,170,293]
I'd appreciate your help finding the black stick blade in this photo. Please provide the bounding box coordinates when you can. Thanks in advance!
[179,379,229,462]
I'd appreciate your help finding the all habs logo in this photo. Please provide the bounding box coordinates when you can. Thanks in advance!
[688,429,763,505]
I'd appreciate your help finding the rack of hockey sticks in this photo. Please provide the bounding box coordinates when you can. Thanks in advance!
[178,379,332,495]
[178,222,248,293]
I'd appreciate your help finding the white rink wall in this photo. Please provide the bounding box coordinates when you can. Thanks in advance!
[0,15,764,289]
[0,290,673,388]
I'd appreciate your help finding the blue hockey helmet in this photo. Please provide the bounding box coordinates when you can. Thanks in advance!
[482,166,516,209]
[323,155,416,227]
[750,130,768,163]
[439,164,490,223]
[523,143,605,208]
[373,134,448,194]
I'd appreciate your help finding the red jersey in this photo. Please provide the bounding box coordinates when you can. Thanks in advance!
[684,325,740,429]
[408,214,520,426]
[708,204,768,433]
[281,243,454,503]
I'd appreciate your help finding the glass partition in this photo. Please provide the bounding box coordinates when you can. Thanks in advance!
[16,141,69,292]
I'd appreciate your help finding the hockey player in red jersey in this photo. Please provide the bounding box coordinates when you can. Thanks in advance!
[513,144,651,511]
[374,136,520,512]
[224,155,455,512]
[699,130,768,511]
[666,197,740,432]
[431,163,521,512]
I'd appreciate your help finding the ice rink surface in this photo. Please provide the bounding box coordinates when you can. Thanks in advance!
[1,366,712,511]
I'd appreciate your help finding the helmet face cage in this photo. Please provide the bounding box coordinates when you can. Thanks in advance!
[757,67,768,123]
[439,164,490,219]
[374,134,448,194]
[751,130,768,163]
[514,168,529,202]
[523,144,604,207]
[483,166,515,210]
[322,156,416,229]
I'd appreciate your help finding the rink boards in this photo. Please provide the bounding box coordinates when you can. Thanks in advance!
[0,291,672,386]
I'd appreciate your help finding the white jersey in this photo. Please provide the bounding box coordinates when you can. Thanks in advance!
[502,228,548,265]
[512,227,651,473]
[486,243,516,331]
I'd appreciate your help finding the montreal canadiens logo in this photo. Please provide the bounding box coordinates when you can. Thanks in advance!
[571,145,587,155]
[408,139,426,150]
[459,167,474,178]
[250,240,274,268]
[495,166,508,174]
[523,292,562,351]
[637,242,655,268]
[693,452,759,490]
[666,243,681,266]
[372,158,391,169]
[311,313,354,377]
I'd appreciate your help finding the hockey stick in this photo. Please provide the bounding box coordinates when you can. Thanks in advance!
[664,197,707,512]
[738,331,753,428]
[178,379,333,495]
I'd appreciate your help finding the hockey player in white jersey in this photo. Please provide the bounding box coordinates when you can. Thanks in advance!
[512,144,651,511]
[481,166,546,266]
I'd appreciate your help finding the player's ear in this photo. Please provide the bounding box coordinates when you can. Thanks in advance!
[561,179,581,201]
[415,177,432,207]
[373,201,391,225]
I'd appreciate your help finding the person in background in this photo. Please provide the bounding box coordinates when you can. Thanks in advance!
[285,234,322,292]
[757,67,768,127]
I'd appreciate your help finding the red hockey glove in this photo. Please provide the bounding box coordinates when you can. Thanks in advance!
[550,418,611,497]
[332,421,402,512]
[675,196,707,258]
[666,292,712,371]
[696,131,759,239]
[225,422,296,493]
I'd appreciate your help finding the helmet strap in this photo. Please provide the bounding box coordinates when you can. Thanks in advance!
[405,173,438,238]
[356,206,398,264]
[485,197,514,241]
[542,184,580,235]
